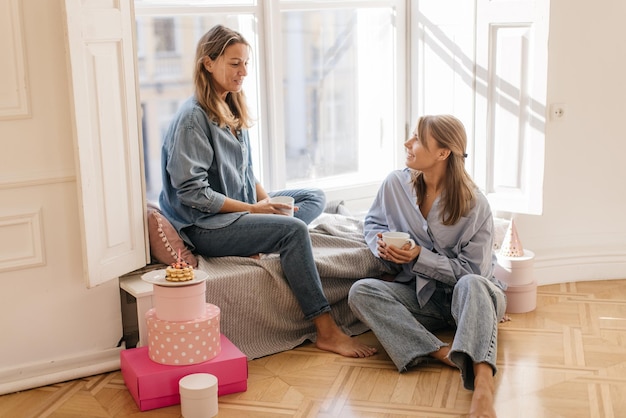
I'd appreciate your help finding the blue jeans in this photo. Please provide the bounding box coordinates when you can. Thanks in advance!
[348,274,506,390]
[185,188,329,321]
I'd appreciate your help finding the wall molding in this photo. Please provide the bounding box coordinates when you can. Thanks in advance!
[0,169,75,190]
[0,0,30,119]
[0,208,45,272]
[0,346,122,396]
[534,250,626,285]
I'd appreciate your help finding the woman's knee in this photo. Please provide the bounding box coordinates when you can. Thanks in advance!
[453,275,490,306]
[454,274,505,318]
[289,216,310,237]
[348,278,383,307]
[309,188,326,207]
[456,274,488,294]
[306,188,326,218]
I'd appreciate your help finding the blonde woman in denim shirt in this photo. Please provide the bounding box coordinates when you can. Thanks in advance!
[348,115,507,417]
[159,25,376,358]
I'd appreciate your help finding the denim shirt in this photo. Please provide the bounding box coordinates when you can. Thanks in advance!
[364,168,506,307]
[159,97,258,249]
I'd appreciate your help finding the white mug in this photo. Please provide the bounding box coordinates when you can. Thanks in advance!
[382,231,416,249]
[269,196,295,216]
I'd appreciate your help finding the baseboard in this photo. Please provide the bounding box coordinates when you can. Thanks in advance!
[0,345,123,396]
[534,250,626,285]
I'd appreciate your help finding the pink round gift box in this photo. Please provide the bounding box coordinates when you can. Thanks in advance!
[153,280,206,321]
[495,249,535,287]
[146,303,221,366]
[504,280,537,313]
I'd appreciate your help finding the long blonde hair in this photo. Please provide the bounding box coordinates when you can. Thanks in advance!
[193,25,252,129]
[412,115,476,225]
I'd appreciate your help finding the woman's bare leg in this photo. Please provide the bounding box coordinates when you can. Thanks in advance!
[469,362,497,418]
[429,346,457,367]
[313,313,377,358]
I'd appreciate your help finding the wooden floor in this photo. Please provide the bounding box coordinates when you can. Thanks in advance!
[2,279,626,418]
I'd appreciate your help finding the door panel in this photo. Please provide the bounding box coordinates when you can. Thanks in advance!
[64,0,147,288]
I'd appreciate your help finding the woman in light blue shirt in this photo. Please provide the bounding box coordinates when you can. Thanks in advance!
[159,25,376,358]
[348,115,507,417]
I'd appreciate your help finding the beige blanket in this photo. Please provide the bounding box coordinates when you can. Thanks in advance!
[197,213,391,359]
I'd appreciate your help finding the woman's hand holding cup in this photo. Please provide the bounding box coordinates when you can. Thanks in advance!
[378,232,420,264]
[269,196,295,216]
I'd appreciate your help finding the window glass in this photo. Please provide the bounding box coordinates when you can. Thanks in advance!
[282,7,398,186]
[153,18,177,54]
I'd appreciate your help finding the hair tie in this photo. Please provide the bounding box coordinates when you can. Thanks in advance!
[463,153,468,158]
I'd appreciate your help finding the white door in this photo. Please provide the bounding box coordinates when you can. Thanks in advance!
[63,0,147,287]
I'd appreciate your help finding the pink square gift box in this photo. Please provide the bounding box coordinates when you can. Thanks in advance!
[121,334,247,411]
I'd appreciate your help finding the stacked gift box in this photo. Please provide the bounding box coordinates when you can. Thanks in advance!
[120,268,247,411]
[494,219,537,313]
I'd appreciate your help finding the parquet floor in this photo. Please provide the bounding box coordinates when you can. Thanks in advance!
[2,279,626,418]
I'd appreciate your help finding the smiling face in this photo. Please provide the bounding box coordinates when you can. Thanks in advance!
[404,126,447,172]
[204,42,249,99]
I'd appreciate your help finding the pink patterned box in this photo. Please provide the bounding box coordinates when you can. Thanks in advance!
[146,303,220,366]
[121,334,248,412]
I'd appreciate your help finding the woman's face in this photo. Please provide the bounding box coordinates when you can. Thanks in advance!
[404,127,444,172]
[205,42,249,99]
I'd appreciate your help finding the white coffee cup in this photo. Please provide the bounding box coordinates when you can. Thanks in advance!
[269,196,295,216]
[382,231,416,249]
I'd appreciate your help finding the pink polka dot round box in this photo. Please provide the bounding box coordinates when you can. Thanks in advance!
[146,303,221,366]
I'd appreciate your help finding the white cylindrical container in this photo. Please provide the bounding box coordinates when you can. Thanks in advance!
[179,373,218,418]
[495,249,535,286]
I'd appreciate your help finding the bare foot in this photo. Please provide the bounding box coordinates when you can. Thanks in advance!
[469,363,497,418]
[313,313,377,358]
[315,332,378,358]
[429,346,456,368]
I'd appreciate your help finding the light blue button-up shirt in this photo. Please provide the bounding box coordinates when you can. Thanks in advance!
[364,168,506,307]
[159,97,258,249]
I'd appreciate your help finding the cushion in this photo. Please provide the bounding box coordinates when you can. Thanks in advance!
[147,203,198,267]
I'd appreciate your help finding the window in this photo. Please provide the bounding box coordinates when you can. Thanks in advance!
[278,5,402,189]
[134,0,405,205]
[411,0,548,215]
[135,0,546,213]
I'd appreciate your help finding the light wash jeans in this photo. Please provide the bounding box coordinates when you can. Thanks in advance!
[348,274,506,390]
[185,188,329,321]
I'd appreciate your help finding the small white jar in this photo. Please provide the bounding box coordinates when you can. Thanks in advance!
[179,373,218,418]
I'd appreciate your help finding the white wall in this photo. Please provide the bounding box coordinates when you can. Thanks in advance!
[512,0,626,284]
[0,0,624,395]
[0,0,122,394]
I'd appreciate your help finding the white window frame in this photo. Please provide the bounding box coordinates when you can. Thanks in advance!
[411,0,548,216]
